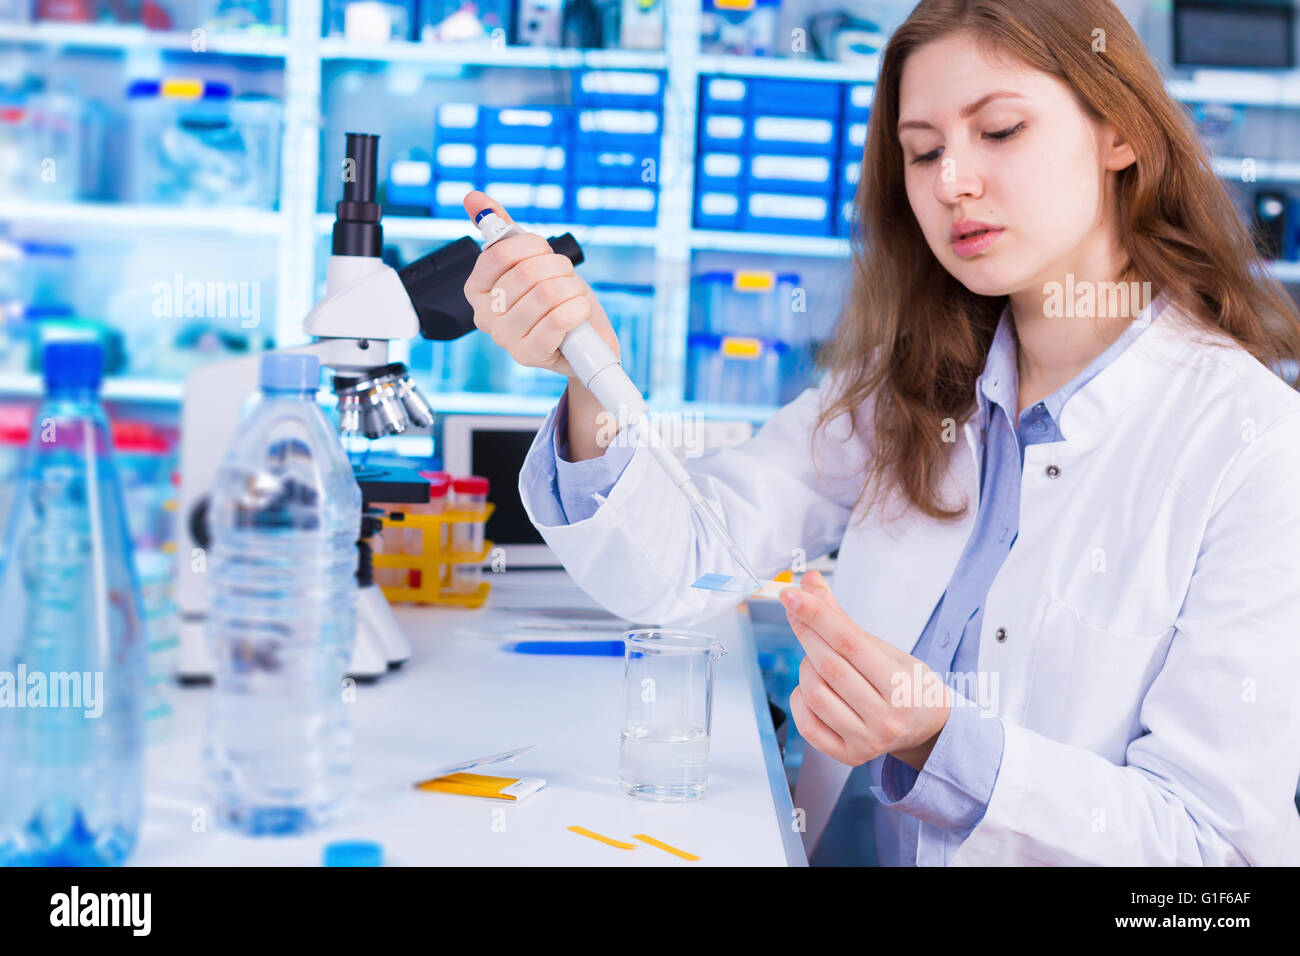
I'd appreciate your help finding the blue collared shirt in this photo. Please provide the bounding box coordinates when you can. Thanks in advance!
[523,290,1168,865]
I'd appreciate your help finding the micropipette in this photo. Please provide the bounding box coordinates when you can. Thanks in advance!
[474,208,763,588]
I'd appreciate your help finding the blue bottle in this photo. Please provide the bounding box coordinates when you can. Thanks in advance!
[0,341,148,866]
[203,353,361,835]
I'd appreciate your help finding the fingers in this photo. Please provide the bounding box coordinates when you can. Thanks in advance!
[513,295,593,366]
[800,569,844,613]
[797,656,867,737]
[789,686,849,765]
[781,583,903,697]
[463,189,513,226]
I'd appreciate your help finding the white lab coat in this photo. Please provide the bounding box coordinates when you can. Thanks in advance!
[518,298,1300,865]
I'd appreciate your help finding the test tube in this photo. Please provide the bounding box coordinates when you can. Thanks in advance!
[411,471,451,589]
[448,475,489,595]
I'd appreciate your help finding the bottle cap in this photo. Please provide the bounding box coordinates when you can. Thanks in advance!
[43,340,104,392]
[323,840,383,867]
[420,470,452,498]
[261,353,320,391]
[452,475,490,495]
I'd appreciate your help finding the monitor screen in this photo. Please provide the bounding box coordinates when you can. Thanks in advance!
[1174,2,1295,69]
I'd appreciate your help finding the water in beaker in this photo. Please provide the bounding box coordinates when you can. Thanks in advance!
[619,628,728,801]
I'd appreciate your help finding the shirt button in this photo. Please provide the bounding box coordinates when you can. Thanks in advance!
[1033,420,1046,432]
[995,627,1008,643]
[1045,464,1060,478]
[940,630,950,647]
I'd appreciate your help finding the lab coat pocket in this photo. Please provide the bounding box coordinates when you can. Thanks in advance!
[1033,599,1175,763]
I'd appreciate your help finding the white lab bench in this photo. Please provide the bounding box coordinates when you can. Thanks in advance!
[134,569,806,866]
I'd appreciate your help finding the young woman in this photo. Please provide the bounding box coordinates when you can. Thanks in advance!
[462,0,1300,865]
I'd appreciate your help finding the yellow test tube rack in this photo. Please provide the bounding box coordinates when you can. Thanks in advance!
[371,503,496,608]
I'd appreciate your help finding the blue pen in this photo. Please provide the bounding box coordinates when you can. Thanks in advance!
[506,640,625,656]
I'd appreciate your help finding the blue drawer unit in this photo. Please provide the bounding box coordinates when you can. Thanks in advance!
[834,188,857,239]
[434,102,481,144]
[480,180,569,222]
[431,177,482,218]
[483,105,572,144]
[386,157,435,210]
[432,140,480,180]
[746,152,835,194]
[696,151,744,192]
[744,190,833,236]
[700,75,751,114]
[840,156,861,193]
[841,115,868,157]
[688,332,788,407]
[699,110,747,152]
[481,142,567,184]
[573,69,665,109]
[747,77,842,117]
[572,184,657,227]
[695,189,741,230]
[574,107,660,184]
[842,82,873,121]
[748,113,838,155]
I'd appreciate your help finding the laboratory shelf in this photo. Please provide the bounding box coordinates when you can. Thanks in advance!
[0,200,287,237]
[1211,157,1300,183]
[694,52,879,84]
[1166,69,1300,108]
[0,373,184,403]
[0,22,290,57]
[316,37,667,71]
[690,229,851,258]
[317,213,660,249]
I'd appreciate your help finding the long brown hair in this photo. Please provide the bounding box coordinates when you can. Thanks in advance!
[815,0,1300,526]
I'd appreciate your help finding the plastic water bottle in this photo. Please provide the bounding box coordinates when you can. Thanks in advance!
[203,353,361,835]
[0,341,148,866]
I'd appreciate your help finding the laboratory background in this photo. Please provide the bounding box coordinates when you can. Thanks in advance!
[0,0,1298,868]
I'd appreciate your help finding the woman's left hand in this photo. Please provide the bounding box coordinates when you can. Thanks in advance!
[781,570,951,771]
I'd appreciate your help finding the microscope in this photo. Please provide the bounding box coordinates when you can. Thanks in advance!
[176,133,584,680]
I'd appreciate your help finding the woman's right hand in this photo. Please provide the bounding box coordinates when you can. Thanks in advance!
[462,190,622,382]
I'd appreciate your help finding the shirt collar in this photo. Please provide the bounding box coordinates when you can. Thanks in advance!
[976,288,1170,429]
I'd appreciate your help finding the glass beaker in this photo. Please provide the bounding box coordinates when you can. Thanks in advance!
[619,628,728,801]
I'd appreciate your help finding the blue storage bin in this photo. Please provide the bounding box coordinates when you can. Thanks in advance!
[688,332,787,407]
[700,75,751,114]
[386,157,435,210]
[841,156,861,192]
[483,105,571,144]
[574,108,660,183]
[574,144,659,185]
[571,185,657,227]
[842,82,873,121]
[699,111,748,152]
[434,102,482,144]
[841,116,868,157]
[573,70,665,109]
[744,191,832,236]
[748,113,838,155]
[433,140,480,179]
[746,152,835,195]
[125,80,281,210]
[695,189,741,230]
[747,78,841,117]
[481,180,568,222]
[481,142,567,184]
[431,177,482,218]
[834,190,857,239]
[696,152,744,192]
[697,269,802,340]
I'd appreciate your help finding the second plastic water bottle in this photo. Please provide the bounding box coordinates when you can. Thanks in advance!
[203,353,361,835]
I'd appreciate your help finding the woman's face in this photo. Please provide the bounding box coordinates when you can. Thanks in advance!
[897,32,1131,301]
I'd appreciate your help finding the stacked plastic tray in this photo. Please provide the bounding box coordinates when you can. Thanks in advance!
[419,68,665,226]
[695,75,871,237]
